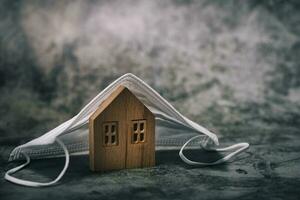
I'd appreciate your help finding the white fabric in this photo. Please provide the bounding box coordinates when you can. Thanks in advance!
[4,73,249,187]
[5,138,69,187]
[179,135,249,165]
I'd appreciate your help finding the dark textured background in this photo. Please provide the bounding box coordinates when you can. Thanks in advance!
[0,0,300,199]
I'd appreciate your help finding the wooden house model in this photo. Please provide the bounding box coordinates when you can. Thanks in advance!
[89,86,155,172]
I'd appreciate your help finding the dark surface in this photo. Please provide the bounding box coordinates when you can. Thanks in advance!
[1,127,300,200]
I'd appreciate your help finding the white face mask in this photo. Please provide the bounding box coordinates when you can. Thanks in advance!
[4,73,249,187]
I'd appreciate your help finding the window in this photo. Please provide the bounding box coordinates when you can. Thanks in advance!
[131,120,146,144]
[103,122,118,146]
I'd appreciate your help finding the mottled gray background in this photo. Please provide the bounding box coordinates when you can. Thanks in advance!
[0,0,300,199]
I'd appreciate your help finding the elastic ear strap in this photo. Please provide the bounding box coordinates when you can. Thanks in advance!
[179,135,249,166]
[4,138,69,187]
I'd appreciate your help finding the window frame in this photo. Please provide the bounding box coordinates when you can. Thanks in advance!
[131,119,146,144]
[102,121,118,147]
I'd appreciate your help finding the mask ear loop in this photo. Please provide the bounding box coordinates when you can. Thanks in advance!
[4,138,69,187]
[179,135,249,166]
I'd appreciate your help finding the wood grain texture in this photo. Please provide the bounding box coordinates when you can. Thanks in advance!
[89,86,127,171]
[89,86,155,172]
[125,91,155,168]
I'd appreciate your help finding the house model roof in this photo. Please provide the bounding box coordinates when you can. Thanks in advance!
[89,85,153,121]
